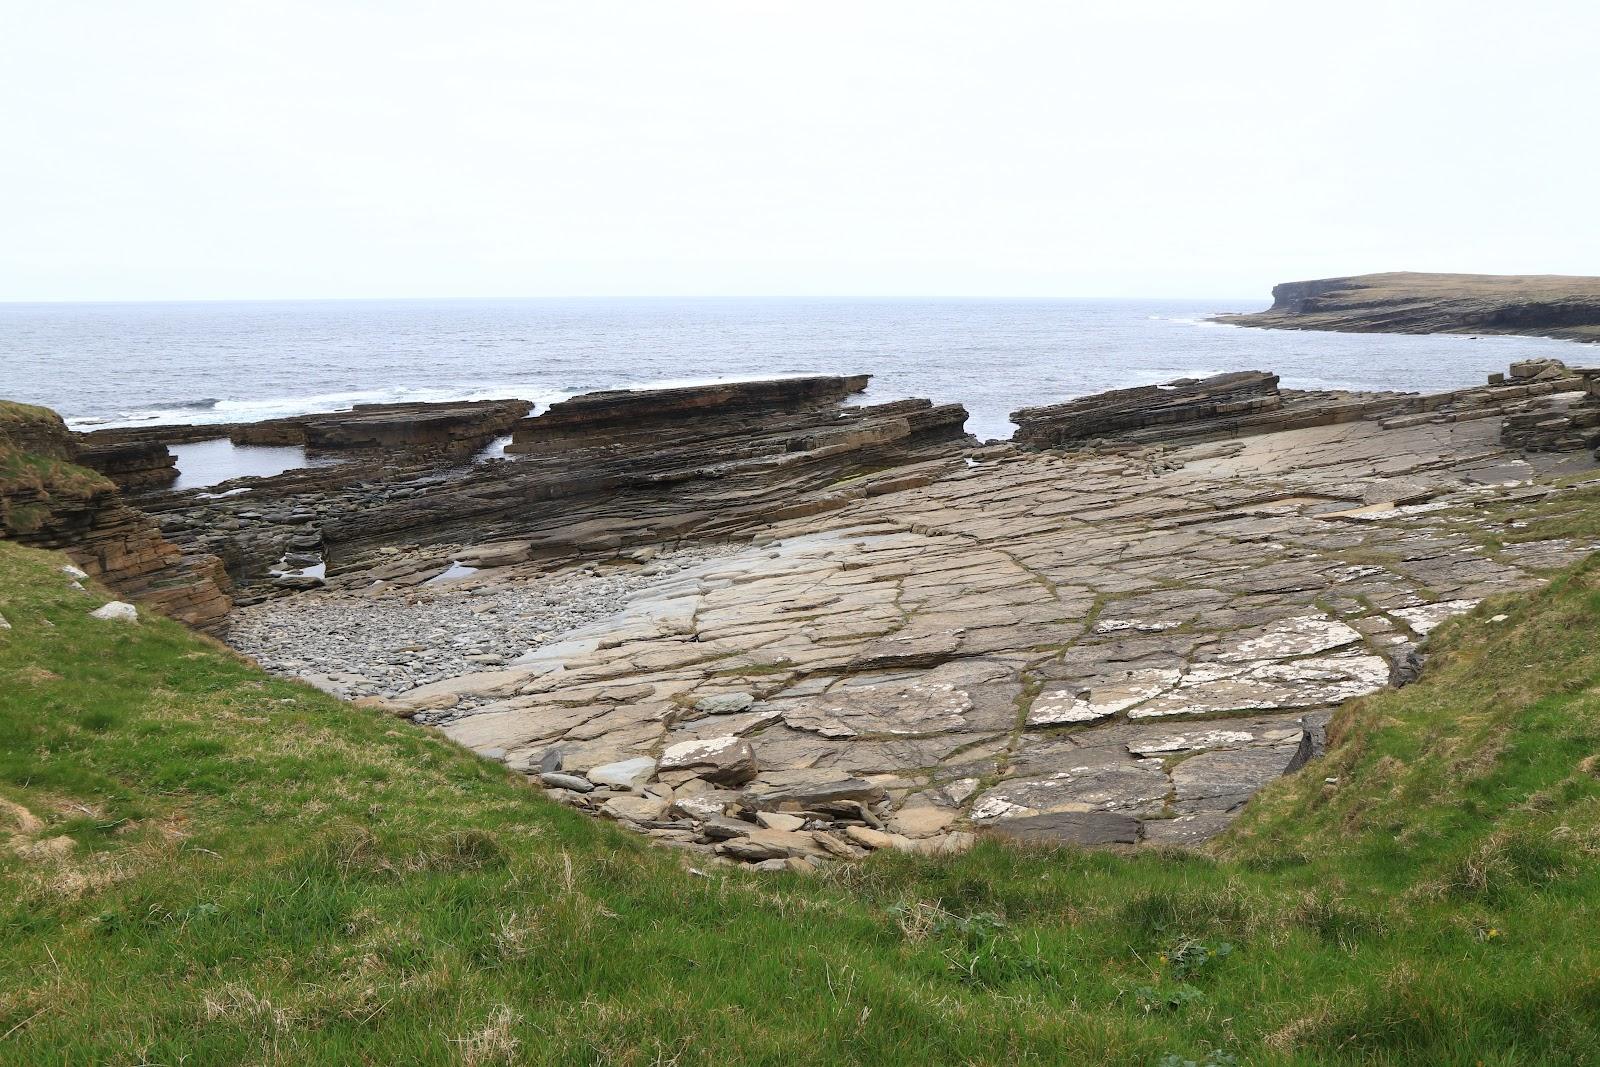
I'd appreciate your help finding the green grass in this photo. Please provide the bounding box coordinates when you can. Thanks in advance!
[2,540,1600,1065]
[0,407,114,534]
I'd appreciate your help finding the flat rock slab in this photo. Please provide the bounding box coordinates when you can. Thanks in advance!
[223,390,1596,851]
[984,812,1140,846]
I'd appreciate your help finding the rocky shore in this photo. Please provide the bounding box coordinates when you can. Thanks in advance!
[8,362,1600,869]
[1216,271,1600,343]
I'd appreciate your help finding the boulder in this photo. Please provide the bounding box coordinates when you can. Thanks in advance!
[694,692,755,715]
[738,775,885,811]
[587,757,658,790]
[89,601,138,623]
[601,794,670,823]
[843,825,918,852]
[538,772,594,793]
[659,736,758,785]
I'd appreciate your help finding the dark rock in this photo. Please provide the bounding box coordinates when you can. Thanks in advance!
[1,405,231,631]
[110,377,971,597]
[75,438,179,491]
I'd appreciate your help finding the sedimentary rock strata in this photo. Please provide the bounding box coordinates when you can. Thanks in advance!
[11,362,1600,867]
[74,437,179,490]
[1012,361,1595,452]
[80,398,534,457]
[126,376,970,597]
[1216,271,1600,343]
[211,366,1600,864]
[230,398,532,453]
[0,404,230,630]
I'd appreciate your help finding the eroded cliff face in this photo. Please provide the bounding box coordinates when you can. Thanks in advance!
[1217,271,1600,343]
[0,403,230,631]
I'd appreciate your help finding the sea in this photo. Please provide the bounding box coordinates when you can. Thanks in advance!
[2,297,1589,486]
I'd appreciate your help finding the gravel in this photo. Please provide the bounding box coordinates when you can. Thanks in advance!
[225,545,739,699]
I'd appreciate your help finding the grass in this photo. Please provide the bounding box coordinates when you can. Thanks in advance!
[0,404,114,534]
[2,538,1600,1065]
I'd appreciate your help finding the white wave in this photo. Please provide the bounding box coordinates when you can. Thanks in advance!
[65,371,853,431]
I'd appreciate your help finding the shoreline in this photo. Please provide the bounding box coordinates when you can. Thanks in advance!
[10,356,1600,862]
[1215,271,1600,345]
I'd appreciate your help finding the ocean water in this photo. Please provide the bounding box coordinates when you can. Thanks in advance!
[2,297,1590,443]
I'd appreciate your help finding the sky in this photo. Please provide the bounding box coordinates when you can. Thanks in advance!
[2,0,1597,302]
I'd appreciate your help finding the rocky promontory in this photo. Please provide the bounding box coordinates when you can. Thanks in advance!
[1216,271,1600,343]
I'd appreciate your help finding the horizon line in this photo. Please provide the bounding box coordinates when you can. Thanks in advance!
[0,292,1263,308]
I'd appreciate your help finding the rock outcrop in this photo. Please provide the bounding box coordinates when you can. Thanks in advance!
[133,376,971,596]
[75,437,179,490]
[230,398,532,453]
[18,362,1600,866]
[0,403,230,630]
[1012,362,1592,452]
[79,398,534,461]
[504,376,872,454]
[215,361,1600,866]
[1215,272,1600,343]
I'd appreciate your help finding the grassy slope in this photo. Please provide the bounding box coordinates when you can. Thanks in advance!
[2,531,1599,1066]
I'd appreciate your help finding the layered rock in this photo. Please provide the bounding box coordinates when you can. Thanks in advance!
[1012,371,1285,449]
[140,376,971,596]
[1215,272,1600,343]
[79,397,534,460]
[75,438,179,490]
[224,361,1600,865]
[1495,362,1600,451]
[505,375,872,454]
[0,403,230,630]
[1012,362,1593,452]
[231,398,531,453]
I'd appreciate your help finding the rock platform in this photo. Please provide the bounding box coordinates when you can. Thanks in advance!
[206,365,1600,864]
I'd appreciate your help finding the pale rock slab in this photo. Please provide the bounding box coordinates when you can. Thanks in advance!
[659,736,758,785]
[587,757,658,790]
[89,601,138,623]
[1393,599,1481,635]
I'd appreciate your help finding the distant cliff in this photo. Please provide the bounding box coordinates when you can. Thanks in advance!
[1215,271,1600,343]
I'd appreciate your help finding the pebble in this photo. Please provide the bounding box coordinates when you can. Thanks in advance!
[225,545,738,699]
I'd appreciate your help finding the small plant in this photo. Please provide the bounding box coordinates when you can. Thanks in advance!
[1161,937,1234,980]
[889,902,1053,989]
[1136,983,1205,1013]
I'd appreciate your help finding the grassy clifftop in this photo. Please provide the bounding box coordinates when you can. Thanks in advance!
[0,402,115,537]
[3,529,1600,1064]
[1217,271,1600,343]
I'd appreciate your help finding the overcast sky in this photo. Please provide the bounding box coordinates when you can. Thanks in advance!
[3,1,1596,302]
